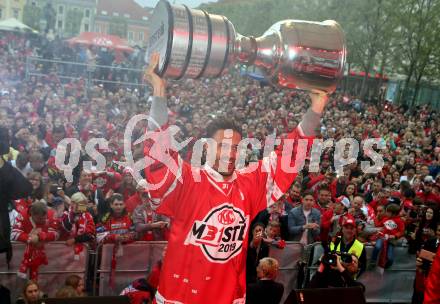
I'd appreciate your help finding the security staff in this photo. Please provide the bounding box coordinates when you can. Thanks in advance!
[330,215,366,276]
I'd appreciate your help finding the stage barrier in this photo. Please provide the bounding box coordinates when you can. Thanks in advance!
[269,242,305,304]
[0,242,89,300]
[93,241,167,296]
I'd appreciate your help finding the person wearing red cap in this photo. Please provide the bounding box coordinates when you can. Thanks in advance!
[330,215,366,276]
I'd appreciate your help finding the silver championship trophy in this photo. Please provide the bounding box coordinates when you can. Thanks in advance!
[147,0,346,93]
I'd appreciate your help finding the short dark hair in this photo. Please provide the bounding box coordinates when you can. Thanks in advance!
[206,116,242,138]
[302,190,315,198]
[109,193,124,204]
[386,203,400,215]
[30,202,48,216]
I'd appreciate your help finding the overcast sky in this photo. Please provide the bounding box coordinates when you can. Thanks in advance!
[135,0,218,8]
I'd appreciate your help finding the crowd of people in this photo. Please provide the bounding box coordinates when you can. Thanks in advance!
[1,30,440,304]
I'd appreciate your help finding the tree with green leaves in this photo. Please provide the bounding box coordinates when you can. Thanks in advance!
[200,0,440,104]
[392,0,440,105]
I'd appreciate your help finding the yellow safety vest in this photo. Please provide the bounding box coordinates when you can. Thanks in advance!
[330,237,364,258]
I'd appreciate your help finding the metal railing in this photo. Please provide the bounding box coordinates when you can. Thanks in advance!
[93,241,167,296]
[0,240,417,302]
[25,56,149,89]
[0,242,89,301]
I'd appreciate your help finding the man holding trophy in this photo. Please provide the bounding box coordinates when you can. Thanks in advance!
[143,1,346,303]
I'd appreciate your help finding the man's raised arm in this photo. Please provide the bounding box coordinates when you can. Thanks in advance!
[298,92,328,137]
[252,93,328,214]
[145,53,168,131]
[143,54,187,213]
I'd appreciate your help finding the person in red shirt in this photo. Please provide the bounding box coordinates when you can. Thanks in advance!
[117,168,137,201]
[61,192,96,259]
[416,176,440,205]
[125,179,150,214]
[314,187,334,242]
[370,203,405,269]
[144,53,327,304]
[11,201,59,280]
[424,246,440,304]
[97,193,136,244]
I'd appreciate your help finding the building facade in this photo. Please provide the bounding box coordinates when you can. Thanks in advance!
[94,0,150,46]
[27,0,96,37]
[0,0,26,21]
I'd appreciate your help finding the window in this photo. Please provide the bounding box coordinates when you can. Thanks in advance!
[57,20,63,29]
[124,13,130,18]
[13,9,19,19]
[84,23,89,31]
[142,16,148,21]
[58,5,63,14]
[128,31,134,41]
[139,32,144,41]
[101,10,107,15]
[85,9,90,18]
[112,12,119,17]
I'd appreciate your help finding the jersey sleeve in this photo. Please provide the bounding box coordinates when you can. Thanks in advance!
[143,125,191,218]
[10,213,29,242]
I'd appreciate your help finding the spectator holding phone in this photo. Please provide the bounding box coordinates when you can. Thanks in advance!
[61,192,96,259]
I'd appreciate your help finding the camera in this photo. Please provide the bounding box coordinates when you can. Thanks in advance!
[322,251,353,266]
[321,242,352,267]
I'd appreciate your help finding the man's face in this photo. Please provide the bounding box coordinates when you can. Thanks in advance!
[421,166,430,176]
[79,171,92,188]
[343,256,359,275]
[31,213,47,225]
[334,203,344,215]
[289,186,301,200]
[25,283,39,302]
[352,197,363,209]
[139,190,150,203]
[211,129,242,177]
[342,224,356,241]
[111,199,125,215]
[318,190,331,205]
[302,195,315,210]
[424,183,433,193]
[377,206,385,216]
[372,182,382,193]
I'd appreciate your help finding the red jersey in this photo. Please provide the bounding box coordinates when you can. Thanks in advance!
[314,202,333,242]
[15,198,32,217]
[97,213,136,243]
[377,216,405,238]
[11,210,59,242]
[424,247,440,304]
[93,170,122,195]
[126,193,142,214]
[61,209,96,241]
[145,126,313,304]
[416,191,440,205]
